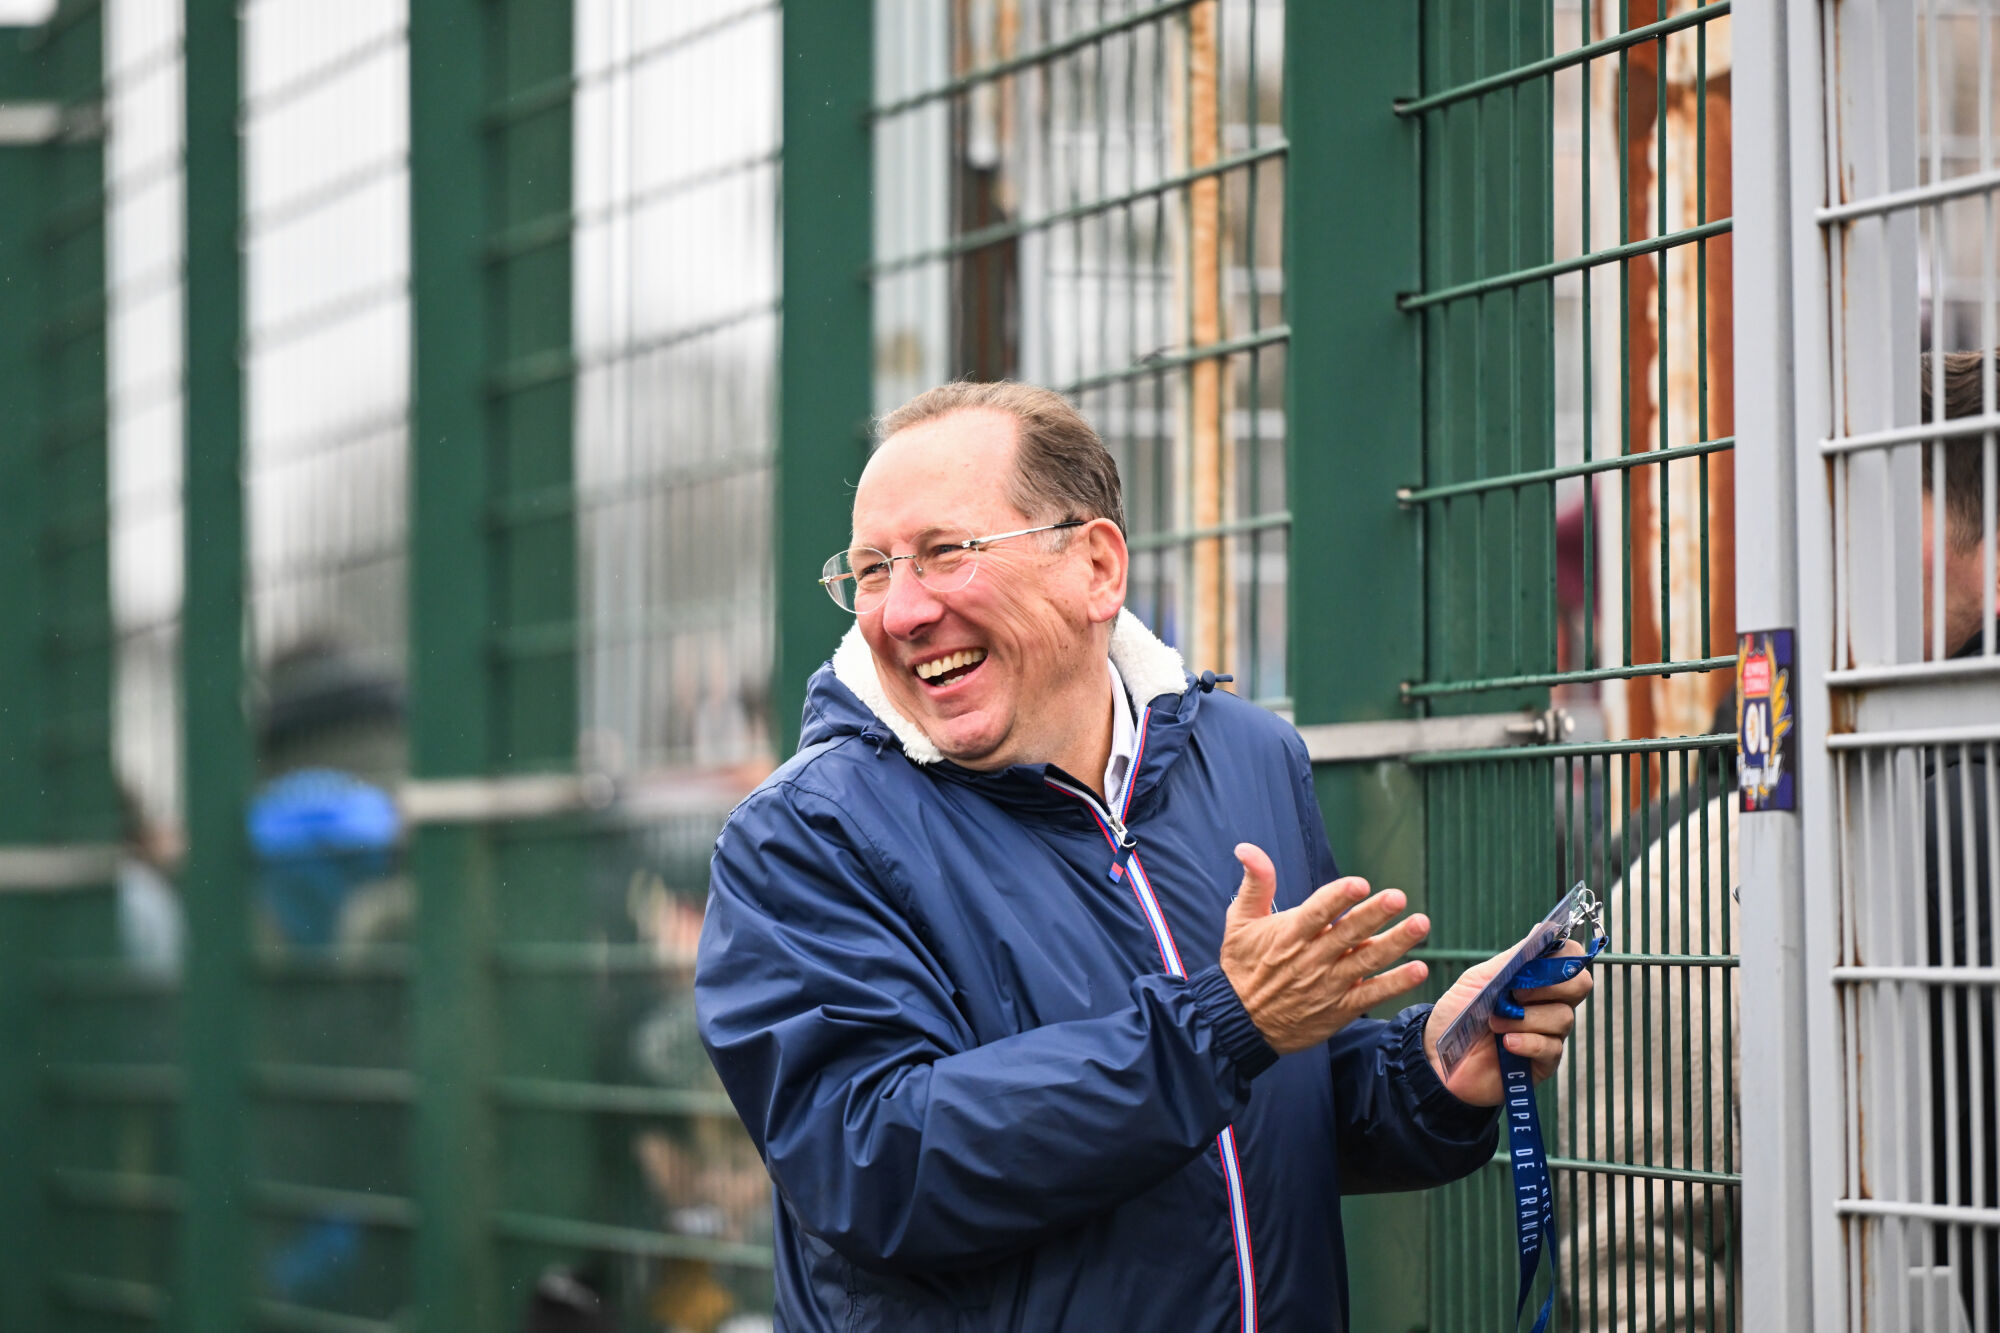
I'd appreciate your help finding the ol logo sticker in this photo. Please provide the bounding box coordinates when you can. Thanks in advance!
[1737,629,1797,812]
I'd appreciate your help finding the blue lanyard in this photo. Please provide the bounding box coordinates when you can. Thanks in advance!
[1496,934,1607,1333]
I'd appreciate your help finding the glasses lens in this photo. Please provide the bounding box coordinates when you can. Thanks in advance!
[823,547,893,613]
[913,530,976,593]
[821,550,861,613]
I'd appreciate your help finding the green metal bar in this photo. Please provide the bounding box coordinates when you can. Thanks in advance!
[1288,2,1428,1327]
[0,70,52,1333]
[492,1212,775,1269]
[408,0,500,1326]
[1618,5,1634,671]
[484,298,775,399]
[1544,1155,1741,1188]
[243,278,407,354]
[250,946,412,982]
[250,1063,415,1104]
[776,0,871,756]
[49,1273,167,1322]
[249,1180,416,1229]
[1417,947,1738,967]
[252,1302,398,1333]
[178,0,251,1327]
[244,154,406,236]
[1401,433,1734,502]
[24,0,101,45]
[483,147,780,264]
[1126,511,1292,552]
[488,453,769,530]
[872,143,1289,276]
[1056,326,1291,397]
[1395,1,1731,115]
[483,4,776,137]
[47,1061,183,1102]
[1408,731,1735,766]
[1656,22,1671,675]
[47,1167,184,1212]
[1399,216,1730,311]
[1404,651,1738,699]
[869,0,1201,119]
[491,1077,736,1118]
[489,942,686,974]
[1697,20,1712,660]
[0,22,55,96]
[238,28,404,119]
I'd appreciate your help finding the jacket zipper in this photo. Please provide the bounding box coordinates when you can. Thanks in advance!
[1041,774,1136,864]
[1040,763,1260,1332]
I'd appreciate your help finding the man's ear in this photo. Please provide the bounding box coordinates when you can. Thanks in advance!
[1080,518,1128,627]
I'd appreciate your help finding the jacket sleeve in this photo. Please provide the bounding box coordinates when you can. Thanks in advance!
[694,780,1280,1275]
[1281,726,1499,1192]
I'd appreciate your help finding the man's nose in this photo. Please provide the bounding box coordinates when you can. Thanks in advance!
[877,560,944,639]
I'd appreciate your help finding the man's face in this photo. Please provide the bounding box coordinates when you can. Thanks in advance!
[1921,490,1991,657]
[850,408,1111,770]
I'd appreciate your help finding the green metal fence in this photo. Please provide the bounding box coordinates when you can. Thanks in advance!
[0,0,1748,1329]
[1390,2,1741,1329]
[870,0,1290,700]
[2,0,785,1329]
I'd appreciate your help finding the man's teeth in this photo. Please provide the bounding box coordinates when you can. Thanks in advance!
[915,648,988,681]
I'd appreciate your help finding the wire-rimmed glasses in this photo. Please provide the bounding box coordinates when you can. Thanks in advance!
[819,519,1084,614]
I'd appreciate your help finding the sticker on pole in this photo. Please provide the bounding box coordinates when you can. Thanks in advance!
[1737,629,1796,812]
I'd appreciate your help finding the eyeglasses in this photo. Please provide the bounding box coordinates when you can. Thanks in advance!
[819,519,1084,614]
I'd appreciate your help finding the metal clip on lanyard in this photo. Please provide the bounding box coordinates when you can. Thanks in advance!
[1496,887,1608,1333]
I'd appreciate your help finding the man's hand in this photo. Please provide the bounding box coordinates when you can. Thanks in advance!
[1220,843,1432,1056]
[1422,939,1593,1107]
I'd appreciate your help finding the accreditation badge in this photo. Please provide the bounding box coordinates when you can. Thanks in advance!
[1737,628,1797,812]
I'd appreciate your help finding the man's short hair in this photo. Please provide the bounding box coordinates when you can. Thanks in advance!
[876,381,1128,536]
[1921,350,1996,548]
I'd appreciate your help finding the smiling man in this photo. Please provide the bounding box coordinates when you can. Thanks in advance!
[694,381,1591,1332]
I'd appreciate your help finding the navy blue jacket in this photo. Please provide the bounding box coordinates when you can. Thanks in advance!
[696,621,1498,1331]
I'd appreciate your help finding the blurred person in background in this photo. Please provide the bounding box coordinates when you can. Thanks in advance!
[695,381,1593,1332]
[1917,351,1999,1328]
[117,782,183,979]
[248,639,409,1312]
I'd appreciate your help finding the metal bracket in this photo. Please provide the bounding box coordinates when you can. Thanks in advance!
[0,100,101,146]
[0,843,122,891]
[1298,706,1575,764]
[1504,705,1577,744]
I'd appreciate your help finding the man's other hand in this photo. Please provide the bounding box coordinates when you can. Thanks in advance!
[1220,843,1432,1056]
[1422,939,1593,1107]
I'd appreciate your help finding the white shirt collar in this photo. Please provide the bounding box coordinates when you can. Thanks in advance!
[1105,656,1138,809]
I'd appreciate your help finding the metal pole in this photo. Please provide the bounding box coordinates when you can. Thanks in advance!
[1284,2,1430,1324]
[1731,0,1815,1326]
[776,0,873,757]
[177,0,251,1328]
[1782,0,1857,1321]
[408,0,498,1325]
[0,34,51,1329]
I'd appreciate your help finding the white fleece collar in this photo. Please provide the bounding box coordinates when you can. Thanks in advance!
[830,608,1189,766]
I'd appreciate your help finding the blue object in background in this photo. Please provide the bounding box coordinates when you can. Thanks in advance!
[248,769,400,947]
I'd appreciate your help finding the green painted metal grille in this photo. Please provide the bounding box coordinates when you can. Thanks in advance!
[870,0,1288,699]
[571,1,779,774]
[470,4,781,1326]
[37,0,116,847]
[237,5,415,1326]
[1394,2,1741,1328]
[24,5,186,1330]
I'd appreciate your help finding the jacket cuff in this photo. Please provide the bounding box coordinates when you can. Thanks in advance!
[1395,1005,1499,1141]
[1187,965,1280,1081]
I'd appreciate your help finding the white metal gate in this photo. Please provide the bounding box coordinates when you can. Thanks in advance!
[1743,0,2000,1327]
